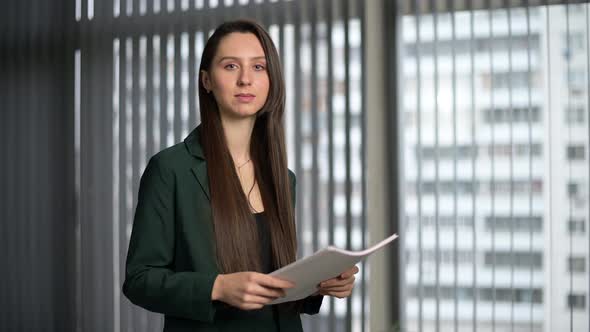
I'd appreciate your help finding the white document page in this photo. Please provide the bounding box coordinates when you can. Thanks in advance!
[268,233,398,305]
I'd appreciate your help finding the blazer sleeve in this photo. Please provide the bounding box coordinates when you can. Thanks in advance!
[302,295,324,315]
[122,156,219,322]
[288,169,325,315]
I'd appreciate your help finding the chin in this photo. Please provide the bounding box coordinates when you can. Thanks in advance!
[218,102,265,120]
[232,106,263,118]
[223,109,259,120]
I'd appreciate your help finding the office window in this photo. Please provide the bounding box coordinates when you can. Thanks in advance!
[400,1,590,332]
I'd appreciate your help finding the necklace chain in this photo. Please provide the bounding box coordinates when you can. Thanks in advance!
[235,158,256,213]
[235,158,251,170]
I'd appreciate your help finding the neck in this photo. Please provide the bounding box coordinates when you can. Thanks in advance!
[220,114,256,163]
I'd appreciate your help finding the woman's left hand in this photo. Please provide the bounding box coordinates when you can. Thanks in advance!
[316,265,359,299]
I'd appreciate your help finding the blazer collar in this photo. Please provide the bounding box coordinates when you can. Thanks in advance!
[184,125,210,200]
[184,124,205,160]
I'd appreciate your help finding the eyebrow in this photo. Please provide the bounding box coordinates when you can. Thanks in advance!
[217,56,267,63]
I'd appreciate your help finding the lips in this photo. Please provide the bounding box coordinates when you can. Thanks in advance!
[235,93,255,102]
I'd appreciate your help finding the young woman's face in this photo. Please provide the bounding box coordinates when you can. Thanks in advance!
[202,32,270,120]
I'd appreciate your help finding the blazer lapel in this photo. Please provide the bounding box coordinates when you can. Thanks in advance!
[185,125,210,201]
[191,163,210,201]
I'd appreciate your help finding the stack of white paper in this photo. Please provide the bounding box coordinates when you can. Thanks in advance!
[268,233,399,304]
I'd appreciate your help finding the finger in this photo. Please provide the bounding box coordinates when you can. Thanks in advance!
[321,280,355,290]
[254,274,295,289]
[319,283,354,291]
[245,283,287,298]
[241,293,277,305]
[319,284,354,292]
[320,290,352,298]
[319,276,344,287]
[320,276,355,288]
[340,266,360,278]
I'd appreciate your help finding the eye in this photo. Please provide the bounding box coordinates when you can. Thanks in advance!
[254,64,266,71]
[224,63,238,70]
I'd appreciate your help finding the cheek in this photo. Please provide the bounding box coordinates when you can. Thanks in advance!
[210,73,233,93]
[260,78,270,98]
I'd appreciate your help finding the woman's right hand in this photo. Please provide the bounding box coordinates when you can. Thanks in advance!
[211,272,295,310]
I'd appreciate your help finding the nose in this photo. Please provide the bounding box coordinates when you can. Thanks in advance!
[238,69,252,86]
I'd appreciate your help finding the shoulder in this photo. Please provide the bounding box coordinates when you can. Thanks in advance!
[144,141,194,177]
[149,126,202,169]
[150,142,192,168]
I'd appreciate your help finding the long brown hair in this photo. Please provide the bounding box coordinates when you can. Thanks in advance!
[198,20,297,276]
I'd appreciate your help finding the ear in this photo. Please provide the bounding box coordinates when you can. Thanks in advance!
[201,70,212,92]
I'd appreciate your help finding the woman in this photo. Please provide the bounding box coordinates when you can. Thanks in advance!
[122,19,359,332]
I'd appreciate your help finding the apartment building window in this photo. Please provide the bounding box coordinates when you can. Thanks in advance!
[479,287,543,304]
[568,218,586,235]
[485,216,543,232]
[418,181,478,194]
[568,182,585,198]
[411,179,545,196]
[568,294,587,310]
[404,34,541,57]
[570,86,585,97]
[418,145,478,159]
[441,180,542,194]
[568,256,586,273]
[418,143,544,159]
[487,143,542,157]
[412,250,475,265]
[409,215,474,227]
[491,71,533,90]
[567,71,587,87]
[413,286,543,304]
[484,251,543,269]
[565,105,586,124]
[566,32,586,52]
[567,144,586,161]
[487,180,543,195]
[483,106,541,123]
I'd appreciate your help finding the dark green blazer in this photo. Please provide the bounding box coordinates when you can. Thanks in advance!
[122,126,323,332]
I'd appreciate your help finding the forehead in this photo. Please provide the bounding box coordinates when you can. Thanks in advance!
[214,32,266,60]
